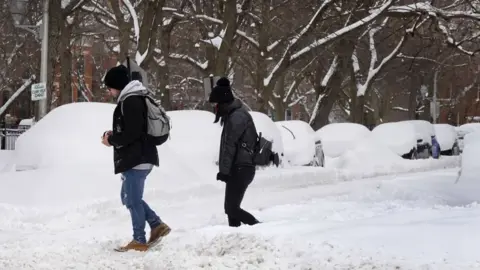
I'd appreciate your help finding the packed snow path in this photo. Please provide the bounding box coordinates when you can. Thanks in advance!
[0,167,479,269]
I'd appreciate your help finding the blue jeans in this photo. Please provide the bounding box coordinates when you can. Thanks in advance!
[121,169,162,244]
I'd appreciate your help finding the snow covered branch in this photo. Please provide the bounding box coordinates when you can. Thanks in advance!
[0,75,35,117]
[263,0,333,87]
[354,18,407,97]
[388,2,480,20]
[290,0,394,62]
[388,1,480,56]
[308,56,338,125]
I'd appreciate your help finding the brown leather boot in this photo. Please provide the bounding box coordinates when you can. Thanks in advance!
[114,240,148,252]
[147,222,171,246]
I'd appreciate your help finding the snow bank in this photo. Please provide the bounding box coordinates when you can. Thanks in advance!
[371,121,416,155]
[275,120,316,166]
[249,112,284,161]
[434,124,456,150]
[315,123,370,158]
[459,130,480,181]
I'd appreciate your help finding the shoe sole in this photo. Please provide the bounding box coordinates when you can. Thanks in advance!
[113,246,148,252]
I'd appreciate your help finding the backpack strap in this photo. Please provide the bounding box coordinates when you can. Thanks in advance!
[239,112,258,155]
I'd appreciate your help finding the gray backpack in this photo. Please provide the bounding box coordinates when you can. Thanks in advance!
[121,96,171,145]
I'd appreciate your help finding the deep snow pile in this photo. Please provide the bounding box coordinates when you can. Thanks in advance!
[315,123,370,158]
[275,120,316,166]
[459,130,480,181]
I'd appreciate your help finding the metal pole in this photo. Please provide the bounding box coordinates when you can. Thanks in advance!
[433,69,438,124]
[38,0,49,119]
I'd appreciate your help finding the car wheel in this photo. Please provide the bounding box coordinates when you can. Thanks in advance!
[420,147,429,159]
[452,144,460,156]
[319,152,325,167]
[410,148,418,160]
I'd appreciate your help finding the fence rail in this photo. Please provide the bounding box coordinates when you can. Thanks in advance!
[1,128,26,150]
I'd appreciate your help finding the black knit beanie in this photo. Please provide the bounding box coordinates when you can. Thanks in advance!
[104,65,130,91]
[208,77,234,104]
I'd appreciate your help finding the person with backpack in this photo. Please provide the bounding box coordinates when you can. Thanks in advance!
[208,77,261,227]
[101,64,171,252]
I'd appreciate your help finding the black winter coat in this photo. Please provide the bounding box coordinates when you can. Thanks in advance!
[218,99,258,175]
[108,96,159,174]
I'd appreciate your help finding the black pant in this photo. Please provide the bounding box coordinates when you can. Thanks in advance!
[224,166,259,227]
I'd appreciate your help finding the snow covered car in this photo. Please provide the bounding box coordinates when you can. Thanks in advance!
[401,120,435,159]
[315,122,370,158]
[164,110,222,166]
[433,124,460,156]
[275,120,324,167]
[456,123,480,152]
[249,111,285,166]
[371,121,418,159]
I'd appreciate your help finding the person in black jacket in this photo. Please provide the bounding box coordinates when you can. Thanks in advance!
[209,77,260,227]
[101,65,170,252]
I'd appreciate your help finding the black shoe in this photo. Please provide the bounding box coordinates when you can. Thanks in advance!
[250,219,261,225]
[228,216,241,227]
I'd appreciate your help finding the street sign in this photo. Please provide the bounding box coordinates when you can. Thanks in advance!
[123,58,149,87]
[31,82,46,101]
[203,75,221,100]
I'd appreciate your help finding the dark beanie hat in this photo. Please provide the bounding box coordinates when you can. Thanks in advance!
[208,77,234,104]
[104,65,130,90]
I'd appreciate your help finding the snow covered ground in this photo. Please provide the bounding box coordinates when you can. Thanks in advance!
[0,150,12,171]
[0,165,478,269]
[0,103,477,269]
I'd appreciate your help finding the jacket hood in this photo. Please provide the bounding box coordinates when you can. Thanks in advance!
[117,80,153,103]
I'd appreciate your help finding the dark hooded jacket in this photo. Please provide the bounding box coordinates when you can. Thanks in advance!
[107,80,159,174]
[217,99,258,176]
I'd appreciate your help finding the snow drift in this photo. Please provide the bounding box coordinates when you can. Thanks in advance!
[459,130,480,181]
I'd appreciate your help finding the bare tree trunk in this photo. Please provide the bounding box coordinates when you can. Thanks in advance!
[273,75,286,121]
[408,74,418,119]
[47,0,63,109]
[58,23,74,105]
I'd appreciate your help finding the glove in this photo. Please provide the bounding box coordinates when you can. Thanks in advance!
[216,172,229,182]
